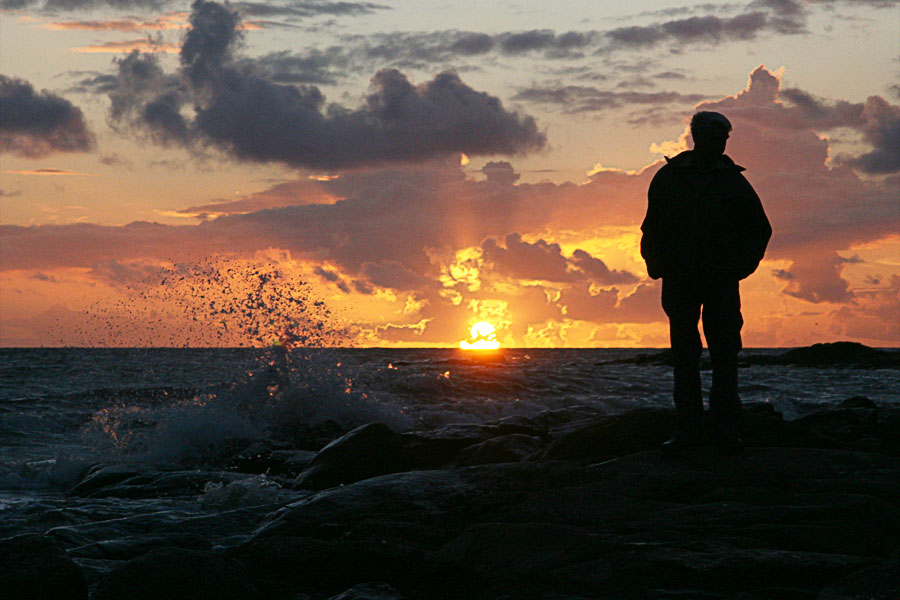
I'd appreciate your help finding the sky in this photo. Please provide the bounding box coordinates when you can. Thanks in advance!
[1,0,898,348]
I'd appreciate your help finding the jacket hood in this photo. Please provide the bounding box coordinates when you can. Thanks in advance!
[665,150,745,172]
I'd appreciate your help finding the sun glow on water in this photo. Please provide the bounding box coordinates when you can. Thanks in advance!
[459,321,500,350]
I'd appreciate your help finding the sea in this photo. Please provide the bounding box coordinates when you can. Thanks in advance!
[1,347,898,583]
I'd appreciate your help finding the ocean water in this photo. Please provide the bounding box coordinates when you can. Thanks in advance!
[1,347,897,582]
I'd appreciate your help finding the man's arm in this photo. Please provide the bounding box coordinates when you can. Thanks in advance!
[735,175,772,279]
[641,169,668,280]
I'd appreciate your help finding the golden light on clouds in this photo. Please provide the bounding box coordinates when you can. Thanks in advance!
[4,169,95,176]
[459,321,500,350]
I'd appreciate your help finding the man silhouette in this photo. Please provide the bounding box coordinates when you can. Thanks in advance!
[641,111,771,454]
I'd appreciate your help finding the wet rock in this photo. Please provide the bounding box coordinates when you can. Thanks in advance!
[326,582,406,600]
[837,396,877,409]
[484,414,549,438]
[438,522,598,582]
[227,440,295,474]
[228,536,458,600]
[68,533,209,561]
[0,533,88,600]
[540,408,672,461]
[66,406,898,600]
[268,449,316,476]
[453,434,544,466]
[266,469,484,544]
[400,423,502,469]
[817,552,900,599]
[68,466,246,499]
[93,547,261,600]
[293,422,409,490]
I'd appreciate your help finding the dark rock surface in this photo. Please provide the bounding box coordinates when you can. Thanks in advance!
[325,582,406,600]
[0,533,88,600]
[34,400,900,599]
[92,547,261,600]
[237,402,900,599]
[293,422,409,490]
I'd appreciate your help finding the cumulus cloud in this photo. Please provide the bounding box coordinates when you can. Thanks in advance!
[100,1,545,169]
[690,66,899,302]
[843,96,900,174]
[481,234,639,285]
[3,65,898,345]
[0,75,95,158]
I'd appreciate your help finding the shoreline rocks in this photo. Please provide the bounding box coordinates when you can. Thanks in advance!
[10,398,899,599]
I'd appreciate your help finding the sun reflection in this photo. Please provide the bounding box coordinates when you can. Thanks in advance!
[459,321,500,350]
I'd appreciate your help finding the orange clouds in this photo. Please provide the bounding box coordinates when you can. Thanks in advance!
[1,65,898,347]
[3,168,94,176]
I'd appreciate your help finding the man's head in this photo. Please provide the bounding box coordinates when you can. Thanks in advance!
[690,111,731,159]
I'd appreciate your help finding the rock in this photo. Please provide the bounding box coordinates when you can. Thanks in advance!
[0,533,88,600]
[93,547,261,600]
[293,423,409,490]
[227,440,295,474]
[817,552,900,599]
[326,582,407,600]
[453,434,545,466]
[268,449,317,476]
[102,407,898,600]
[748,342,900,369]
[228,536,458,600]
[67,464,143,497]
[438,522,598,582]
[540,408,672,461]
[400,423,502,469]
[68,533,209,561]
[68,464,247,499]
[836,396,877,409]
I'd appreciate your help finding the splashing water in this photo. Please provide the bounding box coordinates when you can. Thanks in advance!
[64,259,406,467]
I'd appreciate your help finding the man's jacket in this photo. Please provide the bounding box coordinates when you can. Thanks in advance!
[641,150,771,281]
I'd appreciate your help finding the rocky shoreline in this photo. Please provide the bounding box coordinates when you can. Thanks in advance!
[3,396,900,599]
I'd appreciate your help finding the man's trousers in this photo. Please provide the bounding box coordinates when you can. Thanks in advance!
[661,276,743,435]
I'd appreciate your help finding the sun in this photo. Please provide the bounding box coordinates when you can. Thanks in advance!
[459,321,500,350]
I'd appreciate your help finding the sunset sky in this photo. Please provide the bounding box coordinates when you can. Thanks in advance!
[1,0,898,348]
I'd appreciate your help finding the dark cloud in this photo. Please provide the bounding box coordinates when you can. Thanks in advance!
[569,249,639,285]
[480,234,640,286]
[233,1,388,19]
[606,0,817,51]
[481,234,571,282]
[105,1,545,169]
[108,52,191,145]
[361,260,436,291]
[66,72,120,94]
[0,75,95,158]
[843,96,900,174]
[607,12,774,47]
[778,86,900,174]
[481,161,519,185]
[238,50,347,85]
[513,85,706,113]
[314,265,350,293]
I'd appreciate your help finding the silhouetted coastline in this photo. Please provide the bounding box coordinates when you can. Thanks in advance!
[597,341,900,370]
